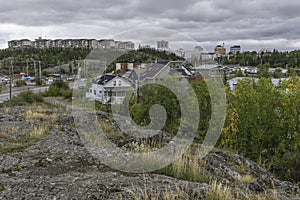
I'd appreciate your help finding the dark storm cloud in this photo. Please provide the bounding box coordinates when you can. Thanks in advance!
[0,0,300,50]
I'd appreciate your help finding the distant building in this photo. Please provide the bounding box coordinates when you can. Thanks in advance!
[184,46,214,66]
[214,44,226,55]
[117,41,135,50]
[174,48,185,57]
[51,39,62,48]
[8,39,32,49]
[227,77,289,91]
[7,37,134,50]
[194,46,204,52]
[99,39,115,49]
[8,40,21,48]
[33,37,51,48]
[230,45,241,54]
[157,40,169,50]
[139,44,152,49]
[116,62,139,72]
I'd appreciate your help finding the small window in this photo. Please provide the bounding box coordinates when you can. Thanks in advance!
[119,80,121,86]
[113,81,116,86]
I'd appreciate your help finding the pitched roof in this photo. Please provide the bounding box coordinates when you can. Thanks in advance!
[96,75,115,85]
[156,61,170,65]
[122,70,138,83]
[140,63,167,81]
[169,66,192,77]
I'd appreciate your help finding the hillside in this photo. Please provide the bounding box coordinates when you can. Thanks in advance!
[0,105,299,199]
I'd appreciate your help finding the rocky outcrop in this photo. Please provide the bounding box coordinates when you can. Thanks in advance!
[0,107,299,199]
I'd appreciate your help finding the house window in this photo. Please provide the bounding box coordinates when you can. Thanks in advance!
[119,80,121,86]
[94,90,96,95]
[113,81,116,86]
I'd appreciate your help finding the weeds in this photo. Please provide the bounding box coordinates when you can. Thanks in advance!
[206,180,233,200]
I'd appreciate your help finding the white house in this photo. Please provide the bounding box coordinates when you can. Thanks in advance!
[86,75,134,104]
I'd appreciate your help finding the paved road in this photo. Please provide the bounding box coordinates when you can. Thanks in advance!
[0,86,49,103]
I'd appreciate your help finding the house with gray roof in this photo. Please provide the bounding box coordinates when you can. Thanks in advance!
[86,75,134,104]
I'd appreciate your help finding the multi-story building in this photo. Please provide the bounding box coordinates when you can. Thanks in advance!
[99,39,116,49]
[61,39,72,48]
[51,39,62,48]
[8,39,32,48]
[8,40,22,48]
[117,41,135,50]
[88,39,99,49]
[7,37,134,50]
[157,40,169,50]
[20,39,32,48]
[33,37,51,48]
[230,45,241,54]
[214,44,226,55]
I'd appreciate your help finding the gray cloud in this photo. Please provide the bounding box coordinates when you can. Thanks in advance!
[0,0,300,51]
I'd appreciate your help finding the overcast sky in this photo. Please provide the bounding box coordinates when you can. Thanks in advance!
[1,0,300,52]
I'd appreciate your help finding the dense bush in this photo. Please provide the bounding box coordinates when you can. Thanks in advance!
[3,90,44,106]
[128,76,300,183]
[220,77,300,182]
[43,79,72,99]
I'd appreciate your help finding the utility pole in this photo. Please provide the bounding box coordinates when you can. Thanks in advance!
[9,59,13,107]
[136,65,140,103]
[39,61,42,84]
[34,60,37,78]
[26,60,29,76]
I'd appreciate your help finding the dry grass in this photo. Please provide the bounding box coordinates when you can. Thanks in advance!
[159,148,209,183]
[0,106,60,154]
[126,188,188,200]
[30,125,50,139]
[125,182,191,200]
[238,174,257,183]
[25,107,59,139]
[2,127,21,134]
[249,189,279,200]
[206,180,233,200]
[25,110,48,121]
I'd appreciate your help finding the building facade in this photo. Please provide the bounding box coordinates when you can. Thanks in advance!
[157,40,169,49]
[7,38,134,50]
[230,45,241,54]
[214,44,226,55]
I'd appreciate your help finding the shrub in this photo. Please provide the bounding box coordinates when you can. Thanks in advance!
[44,79,72,99]
[15,80,27,87]
[8,90,44,106]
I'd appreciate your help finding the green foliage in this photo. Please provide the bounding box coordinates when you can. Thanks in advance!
[128,78,211,140]
[130,83,181,134]
[0,48,90,75]
[224,50,300,69]
[4,90,44,106]
[127,75,300,182]
[43,79,72,99]
[221,77,300,182]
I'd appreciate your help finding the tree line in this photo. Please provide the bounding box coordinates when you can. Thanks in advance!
[129,77,300,183]
[223,50,300,69]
